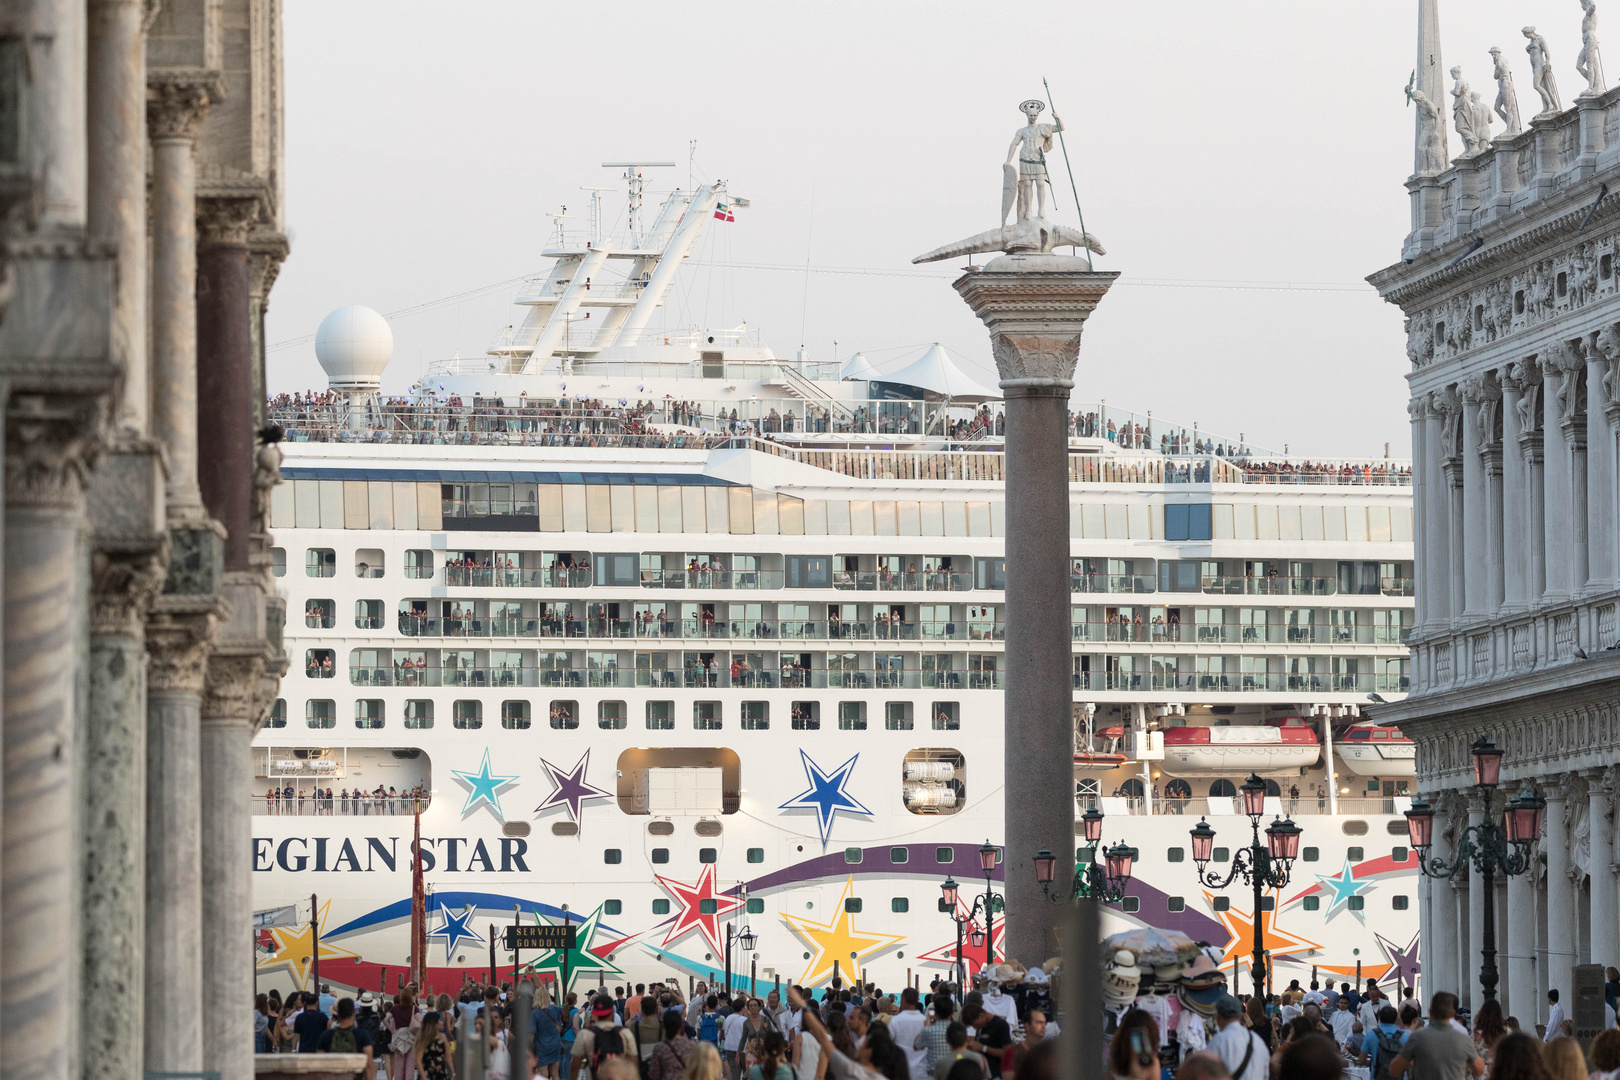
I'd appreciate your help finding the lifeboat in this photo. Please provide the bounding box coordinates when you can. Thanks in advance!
[1161,722,1320,774]
[1075,725,1128,769]
[1335,723,1415,777]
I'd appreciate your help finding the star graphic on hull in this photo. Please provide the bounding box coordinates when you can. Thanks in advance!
[656,866,745,954]
[1376,930,1422,991]
[255,899,360,989]
[915,900,1007,977]
[535,750,612,824]
[778,751,871,845]
[428,903,485,964]
[523,905,624,991]
[451,749,520,821]
[1204,890,1323,970]
[780,876,904,987]
[1314,859,1371,916]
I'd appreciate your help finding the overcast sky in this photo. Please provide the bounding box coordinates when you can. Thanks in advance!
[267,1,1578,457]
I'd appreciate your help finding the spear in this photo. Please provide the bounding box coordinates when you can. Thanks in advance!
[1043,76,1093,270]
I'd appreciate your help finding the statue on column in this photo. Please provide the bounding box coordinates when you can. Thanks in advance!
[1524,26,1564,114]
[1470,91,1496,147]
[1407,85,1449,174]
[1490,47,1524,136]
[1451,68,1485,153]
[1579,0,1607,96]
[1003,100,1061,225]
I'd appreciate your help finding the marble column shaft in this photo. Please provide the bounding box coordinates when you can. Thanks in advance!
[3,412,92,1080]
[1545,786,1575,1009]
[1500,376,1530,611]
[196,211,257,572]
[1466,798,1485,1011]
[1410,400,1430,627]
[1586,354,1617,592]
[147,83,210,518]
[1566,412,1590,596]
[201,658,258,1080]
[1429,805,1459,994]
[1461,393,1488,616]
[1589,772,1619,972]
[1543,367,1574,602]
[1424,403,1453,626]
[1505,865,1536,1027]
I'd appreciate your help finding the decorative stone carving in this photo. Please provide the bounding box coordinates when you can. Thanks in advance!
[1452,68,1487,154]
[89,546,167,639]
[990,334,1081,385]
[1545,340,1586,423]
[1525,26,1564,115]
[202,653,265,723]
[1434,386,1463,459]
[1004,100,1061,225]
[195,195,264,248]
[5,395,99,512]
[1492,46,1524,137]
[252,440,281,539]
[145,75,213,143]
[146,608,216,694]
[1410,89,1448,175]
[1581,0,1608,98]
[1470,91,1495,148]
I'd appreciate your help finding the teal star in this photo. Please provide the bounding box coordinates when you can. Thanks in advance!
[1315,858,1369,914]
[451,749,520,820]
[522,905,623,991]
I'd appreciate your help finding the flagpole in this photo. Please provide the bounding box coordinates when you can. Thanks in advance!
[1042,76,1093,271]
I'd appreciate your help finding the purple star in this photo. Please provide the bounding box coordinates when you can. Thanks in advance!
[1376,930,1421,991]
[535,750,612,823]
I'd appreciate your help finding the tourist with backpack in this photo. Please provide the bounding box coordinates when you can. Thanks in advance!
[316,997,378,1080]
[698,996,722,1048]
[573,994,637,1080]
[1359,1005,1411,1080]
[632,996,665,1076]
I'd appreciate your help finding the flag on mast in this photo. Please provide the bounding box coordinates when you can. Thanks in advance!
[713,201,734,222]
[411,809,426,987]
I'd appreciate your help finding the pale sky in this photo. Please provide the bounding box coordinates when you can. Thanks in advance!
[266,1,1576,457]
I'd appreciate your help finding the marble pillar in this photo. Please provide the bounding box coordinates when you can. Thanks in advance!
[1545,781,1575,1011]
[1589,770,1619,971]
[1565,406,1590,598]
[87,0,149,433]
[144,609,214,1076]
[1466,796,1485,1011]
[1542,358,1575,603]
[1454,878,1471,1008]
[3,404,94,1080]
[1501,368,1531,612]
[1461,385,1488,617]
[952,254,1116,965]
[1424,398,1454,627]
[1585,348,1616,593]
[1410,397,1431,628]
[1429,801,1460,994]
[1506,862,1536,1026]
[147,78,212,520]
[1516,359,1549,604]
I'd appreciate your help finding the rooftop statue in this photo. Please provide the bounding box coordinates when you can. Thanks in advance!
[1451,67,1487,154]
[1490,47,1523,137]
[913,100,1106,265]
[1406,85,1448,175]
[1579,0,1607,97]
[1524,26,1563,114]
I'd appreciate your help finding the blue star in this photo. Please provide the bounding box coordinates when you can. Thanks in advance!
[451,749,520,820]
[779,750,871,845]
[427,903,484,963]
[1315,858,1369,914]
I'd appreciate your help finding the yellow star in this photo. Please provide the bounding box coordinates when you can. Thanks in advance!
[256,900,360,989]
[780,876,904,988]
[1203,890,1323,970]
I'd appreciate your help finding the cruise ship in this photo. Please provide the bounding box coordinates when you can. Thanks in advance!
[253,169,1421,1002]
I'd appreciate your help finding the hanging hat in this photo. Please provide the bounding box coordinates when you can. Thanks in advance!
[1101,950,1141,1008]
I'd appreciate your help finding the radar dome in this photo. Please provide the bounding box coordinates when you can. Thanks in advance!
[315,305,393,391]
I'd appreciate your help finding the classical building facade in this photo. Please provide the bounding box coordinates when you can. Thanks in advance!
[0,2,287,1080]
[1370,2,1620,1028]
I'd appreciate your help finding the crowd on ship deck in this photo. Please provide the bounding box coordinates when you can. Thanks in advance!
[261,784,429,816]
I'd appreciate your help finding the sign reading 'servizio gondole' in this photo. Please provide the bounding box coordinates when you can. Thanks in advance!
[505,924,575,951]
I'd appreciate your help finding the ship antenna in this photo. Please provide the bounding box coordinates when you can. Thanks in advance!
[1042,76,1093,271]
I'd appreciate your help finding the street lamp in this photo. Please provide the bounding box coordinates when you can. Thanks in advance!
[939,840,1005,985]
[1188,772,1302,999]
[1405,735,1543,1003]
[1033,805,1138,904]
[723,922,756,995]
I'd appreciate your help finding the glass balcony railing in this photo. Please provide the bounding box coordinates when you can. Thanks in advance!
[1071,671,1409,693]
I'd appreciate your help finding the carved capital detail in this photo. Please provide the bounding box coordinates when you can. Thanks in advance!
[203,652,266,724]
[5,395,99,512]
[196,195,263,247]
[989,333,1081,385]
[248,234,290,302]
[146,75,215,143]
[90,545,169,639]
[146,607,217,694]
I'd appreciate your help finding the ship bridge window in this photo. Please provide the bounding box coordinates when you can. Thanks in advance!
[305,650,335,678]
[355,700,384,729]
[598,701,626,730]
[791,702,819,730]
[305,700,335,728]
[453,700,482,729]
[405,549,433,580]
[903,749,964,816]
[266,699,286,729]
[356,549,384,578]
[550,701,578,729]
[271,548,286,578]
[304,600,335,629]
[838,702,866,731]
[1164,504,1213,542]
[502,701,531,730]
[305,548,335,578]
[646,701,674,730]
[613,748,740,815]
[404,700,433,729]
[932,703,959,731]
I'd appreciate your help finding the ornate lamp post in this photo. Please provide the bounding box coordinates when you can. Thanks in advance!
[723,922,757,994]
[940,841,1005,984]
[1033,805,1138,903]
[1404,736,1543,1003]
[1188,772,1303,999]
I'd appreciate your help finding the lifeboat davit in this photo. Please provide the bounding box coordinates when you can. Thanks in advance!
[1161,722,1321,775]
[1075,725,1128,769]
[1335,723,1415,777]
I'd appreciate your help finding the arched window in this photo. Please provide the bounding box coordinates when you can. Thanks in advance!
[1264,779,1282,797]
[1209,779,1237,798]
[1119,778,1145,798]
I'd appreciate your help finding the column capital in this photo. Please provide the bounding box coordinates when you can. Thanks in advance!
[90,543,168,639]
[1508,355,1544,391]
[145,72,221,143]
[951,265,1119,389]
[248,233,291,302]
[5,394,101,513]
[1460,373,1488,407]
[146,603,218,695]
[1540,773,1574,802]
[195,193,265,247]
[202,651,267,726]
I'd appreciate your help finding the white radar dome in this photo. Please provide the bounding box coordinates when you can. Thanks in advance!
[315,305,393,392]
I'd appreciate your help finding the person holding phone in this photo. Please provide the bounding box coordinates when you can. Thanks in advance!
[1105,1011,1159,1080]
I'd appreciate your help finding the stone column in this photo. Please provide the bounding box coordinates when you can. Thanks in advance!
[1453,877,1471,1005]
[1410,398,1431,628]
[1505,856,1537,1027]
[1585,340,1616,593]
[82,545,164,1080]
[1461,380,1488,617]
[87,0,150,433]
[1479,381,1506,613]
[1589,769,1619,977]
[1516,359,1548,603]
[3,400,96,1080]
[249,239,290,434]
[1465,793,1485,1011]
[1501,366,1531,612]
[1545,779,1575,1011]
[1542,348,1577,603]
[1429,799,1459,993]
[144,606,215,1076]
[196,197,262,571]
[146,77,213,520]
[952,254,1117,965]
[1424,396,1453,626]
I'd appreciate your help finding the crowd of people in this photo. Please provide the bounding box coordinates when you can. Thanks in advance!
[262,785,429,815]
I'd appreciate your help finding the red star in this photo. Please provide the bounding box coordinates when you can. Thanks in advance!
[655,866,744,954]
[914,900,1007,977]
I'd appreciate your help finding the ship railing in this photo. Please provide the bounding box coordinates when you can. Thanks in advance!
[831,571,976,592]
[1078,795,1411,818]
[1088,623,1410,646]
[346,665,539,688]
[1072,671,1410,694]
[391,615,1007,643]
[444,567,593,588]
[255,795,432,817]
[1069,574,1158,594]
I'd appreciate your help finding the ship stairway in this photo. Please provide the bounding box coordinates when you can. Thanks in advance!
[771,364,856,424]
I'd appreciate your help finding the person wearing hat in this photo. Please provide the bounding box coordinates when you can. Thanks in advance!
[572,995,636,1080]
[1207,995,1267,1080]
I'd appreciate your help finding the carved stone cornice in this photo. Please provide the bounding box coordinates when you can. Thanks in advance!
[195,193,265,247]
[1460,373,1487,406]
[90,542,168,639]
[5,394,100,513]
[145,601,220,694]
[248,232,291,303]
[145,72,220,143]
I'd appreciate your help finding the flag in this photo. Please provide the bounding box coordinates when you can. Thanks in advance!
[411,810,426,987]
[254,904,301,929]
[713,202,734,223]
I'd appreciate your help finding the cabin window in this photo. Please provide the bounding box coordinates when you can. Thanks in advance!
[936,847,954,864]
[404,700,433,729]
[305,599,335,629]
[892,898,909,913]
[652,899,669,914]
[1212,847,1230,863]
[844,898,862,913]
[1167,897,1185,913]
[1392,896,1409,910]
[305,700,335,728]
[1348,896,1365,911]
[746,899,764,914]
[699,848,717,863]
[1303,896,1321,911]
[646,701,674,730]
[932,702,959,730]
[693,701,722,730]
[502,701,531,730]
[356,549,384,578]
[354,700,384,729]
[747,848,765,864]
[306,548,336,578]
[1302,847,1320,862]
[838,702,867,731]
[1347,846,1364,861]
[1166,847,1185,863]
[603,900,622,916]
[266,699,287,728]
[453,700,482,730]
[845,847,863,864]
[1213,897,1230,912]
[405,549,434,579]
[890,847,908,864]
[271,548,286,577]
[740,701,769,730]
[1122,897,1141,913]
[550,701,578,729]
[598,701,626,730]
[651,848,669,864]
[1391,846,1409,862]
[885,702,914,731]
